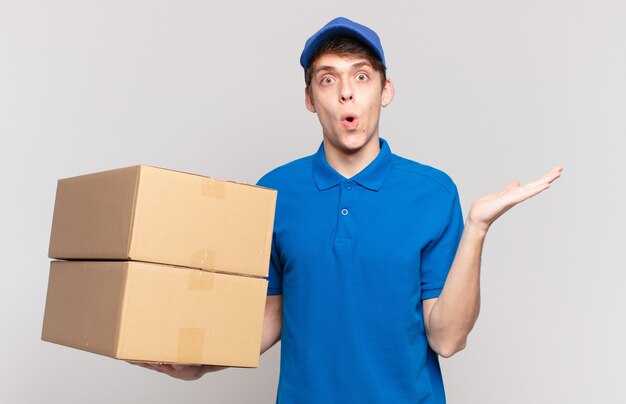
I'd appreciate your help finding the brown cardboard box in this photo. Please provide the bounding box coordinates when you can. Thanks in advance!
[48,165,276,278]
[42,260,268,367]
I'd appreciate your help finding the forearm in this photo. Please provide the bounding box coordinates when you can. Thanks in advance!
[426,219,487,357]
[260,295,283,354]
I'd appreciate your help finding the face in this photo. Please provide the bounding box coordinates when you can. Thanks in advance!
[305,53,394,157]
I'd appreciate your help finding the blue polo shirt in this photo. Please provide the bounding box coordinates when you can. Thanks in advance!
[257,138,464,404]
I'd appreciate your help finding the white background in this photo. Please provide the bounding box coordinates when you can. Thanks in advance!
[1,1,624,403]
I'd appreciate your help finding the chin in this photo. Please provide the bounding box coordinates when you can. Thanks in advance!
[324,127,377,154]
[342,133,375,151]
[330,139,363,154]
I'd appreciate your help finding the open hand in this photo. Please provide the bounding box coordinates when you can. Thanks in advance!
[467,165,563,232]
[127,361,227,380]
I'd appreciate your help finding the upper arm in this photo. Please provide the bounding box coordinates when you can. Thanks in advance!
[422,297,438,338]
[261,294,283,354]
[266,294,283,319]
[420,185,464,300]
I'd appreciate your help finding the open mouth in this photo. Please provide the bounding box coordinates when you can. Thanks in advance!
[341,114,359,129]
[341,113,357,122]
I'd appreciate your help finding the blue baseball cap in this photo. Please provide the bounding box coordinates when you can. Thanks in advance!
[300,17,386,70]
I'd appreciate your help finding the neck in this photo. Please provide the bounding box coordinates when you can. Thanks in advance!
[323,136,381,178]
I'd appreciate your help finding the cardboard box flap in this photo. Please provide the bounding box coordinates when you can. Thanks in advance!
[48,166,141,259]
[41,261,129,357]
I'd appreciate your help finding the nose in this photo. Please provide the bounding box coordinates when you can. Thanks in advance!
[339,82,354,103]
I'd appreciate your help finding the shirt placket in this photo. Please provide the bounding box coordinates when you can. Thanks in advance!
[335,180,354,243]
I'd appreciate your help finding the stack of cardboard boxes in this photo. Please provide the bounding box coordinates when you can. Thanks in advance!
[41,165,277,367]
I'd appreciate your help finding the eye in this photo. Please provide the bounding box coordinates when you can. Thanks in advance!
[321,76,335,85]
[356,73,368,81]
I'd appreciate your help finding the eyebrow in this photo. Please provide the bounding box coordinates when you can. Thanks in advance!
[351,62,372,70]
[314,61,373,75]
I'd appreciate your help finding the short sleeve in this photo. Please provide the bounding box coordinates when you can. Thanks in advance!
[267,232,283,295]
[257,176,283,296]
[420,186,464,300]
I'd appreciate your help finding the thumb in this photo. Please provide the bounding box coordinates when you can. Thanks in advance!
[501,180,520,193]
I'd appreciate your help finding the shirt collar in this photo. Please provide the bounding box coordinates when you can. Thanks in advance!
[312,137,393,192]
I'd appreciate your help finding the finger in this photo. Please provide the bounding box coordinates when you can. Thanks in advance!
[505,181,552,205]
[152,364,177,375]
[172,364,196,371]
[501,180,521,193]
[142,363,163,371]
[126,361,153,369]
[541,165,563,182]
[515,167,562,194]
[550,164,564,173]
[545,166,563,183]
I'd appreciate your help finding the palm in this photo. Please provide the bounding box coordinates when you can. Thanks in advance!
[468,165,563,231]
[128,361,226,380]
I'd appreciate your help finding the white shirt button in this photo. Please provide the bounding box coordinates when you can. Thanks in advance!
[341,208,349,216]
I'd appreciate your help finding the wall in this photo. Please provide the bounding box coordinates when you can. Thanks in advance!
[1,1,624,402]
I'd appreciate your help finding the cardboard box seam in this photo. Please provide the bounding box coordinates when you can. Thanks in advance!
[140,164,278,193]
[126,166,141,260]
[49,258,269,280]
[114,262,130,359]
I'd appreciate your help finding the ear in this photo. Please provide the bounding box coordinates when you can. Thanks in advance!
[381,78,395,108]
[304,87,316,113]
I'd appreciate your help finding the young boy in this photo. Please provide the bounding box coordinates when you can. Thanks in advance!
[137,17,562,403]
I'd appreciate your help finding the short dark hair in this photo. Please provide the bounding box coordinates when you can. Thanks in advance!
[305,36,387,93]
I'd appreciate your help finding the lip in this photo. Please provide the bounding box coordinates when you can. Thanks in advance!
[340,113,359,130]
